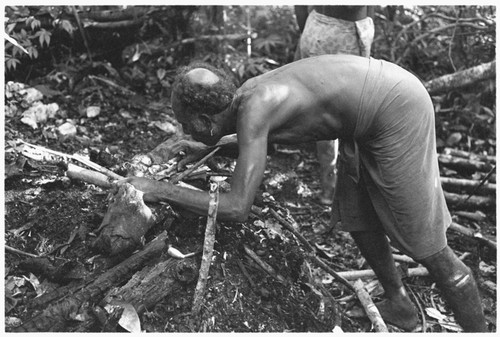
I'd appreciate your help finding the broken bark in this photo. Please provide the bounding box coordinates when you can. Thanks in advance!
[440,177,496,195]
[438,154,493,173]
[444,191,495,210]
[91,183,156,257]
[425,61,496,94]
[353,279,389,332]
[103,257,198,315]
[12,231,169,332]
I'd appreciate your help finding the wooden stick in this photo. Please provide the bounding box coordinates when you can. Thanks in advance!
[353,279,389,332]
[5,245,39,258]
[170,147,220,184]
[191,182,219,316]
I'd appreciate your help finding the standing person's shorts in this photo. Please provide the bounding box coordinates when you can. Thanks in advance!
[332,58,452,261]
[296,9,374,60]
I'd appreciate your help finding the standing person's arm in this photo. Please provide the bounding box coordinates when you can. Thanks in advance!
[294,5,309,33]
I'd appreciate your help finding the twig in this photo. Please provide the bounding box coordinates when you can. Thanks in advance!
[270,208,354,291]
[88,75,136,96]
[408,286,426,333]
[66,163,117,189]
[191,181,219,316]
[71,6,93,63]
[353,279,389,332]
[170,147,220,184]
[236,259,256,289]
[5,245,39,258]
[243,245,288,285]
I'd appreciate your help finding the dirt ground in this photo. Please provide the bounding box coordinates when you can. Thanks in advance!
[4,80,497,332]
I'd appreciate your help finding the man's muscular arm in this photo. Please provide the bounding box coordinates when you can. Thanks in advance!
[120,101,271,222]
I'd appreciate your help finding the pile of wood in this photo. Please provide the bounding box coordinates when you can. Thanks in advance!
[438,147,495,210]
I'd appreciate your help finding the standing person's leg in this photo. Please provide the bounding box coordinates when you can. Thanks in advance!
[350,230,418,331]
[316,140,337,205]
[418,246,487,332]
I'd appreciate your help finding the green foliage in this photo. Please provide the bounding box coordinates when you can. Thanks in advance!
[4,6,75,72]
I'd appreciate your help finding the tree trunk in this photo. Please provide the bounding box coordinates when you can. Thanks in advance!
[425,61,495,94]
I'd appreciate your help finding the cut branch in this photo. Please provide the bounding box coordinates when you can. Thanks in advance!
[438,154,493,173]
[444,191,495,210]
[448,222,497,250]
[353,279,389,332]
[442,148,496,164]
[425,61,496,94]
[441,177,496,195]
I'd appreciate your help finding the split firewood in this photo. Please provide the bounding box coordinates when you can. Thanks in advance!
[353,279,389,332]
[91,183,156,257]
[442,148,496,164]
[440,177,496,195]
[191,182,219,317]
[438,154,493,173]
[444,191,495,210]
[12,231,169,332]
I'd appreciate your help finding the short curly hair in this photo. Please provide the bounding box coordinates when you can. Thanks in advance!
[172,62,238,116]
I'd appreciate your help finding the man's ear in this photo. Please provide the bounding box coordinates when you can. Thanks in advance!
[199,114,214,134]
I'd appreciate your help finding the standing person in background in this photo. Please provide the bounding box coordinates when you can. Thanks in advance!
[294,6,375,205]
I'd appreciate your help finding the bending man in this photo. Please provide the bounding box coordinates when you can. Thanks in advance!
[119,55,487,332]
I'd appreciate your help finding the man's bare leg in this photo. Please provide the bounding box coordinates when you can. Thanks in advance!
[351,230,418,331]
[316,140,337,205]
[418,246,487,332]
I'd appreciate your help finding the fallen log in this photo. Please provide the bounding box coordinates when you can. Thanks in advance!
[442,148,496,164]
[353,279,388,332]
[425,61,495,95]
[444,191,495,210]
[12,231,169,332]
[440,177,496,195]
[438,154,493,173]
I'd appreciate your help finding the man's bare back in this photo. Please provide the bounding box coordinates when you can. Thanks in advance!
[234,55,370,145]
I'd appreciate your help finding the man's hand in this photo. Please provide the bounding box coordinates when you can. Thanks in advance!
[148,134,209,170]
[115,177,165,203]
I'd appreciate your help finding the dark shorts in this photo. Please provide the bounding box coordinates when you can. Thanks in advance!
[332,58,451,260]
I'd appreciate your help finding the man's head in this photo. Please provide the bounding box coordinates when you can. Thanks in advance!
[171,62,237,145]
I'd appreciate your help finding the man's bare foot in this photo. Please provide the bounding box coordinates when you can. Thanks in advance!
[375,297,419,331]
